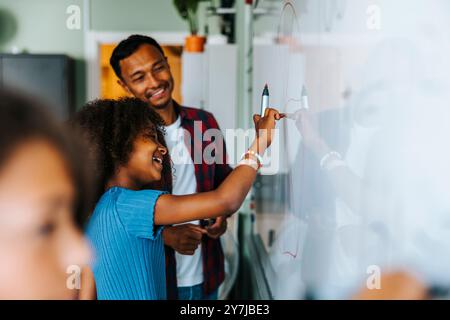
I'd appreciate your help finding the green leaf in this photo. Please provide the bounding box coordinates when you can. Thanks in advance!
[173,0,209,34]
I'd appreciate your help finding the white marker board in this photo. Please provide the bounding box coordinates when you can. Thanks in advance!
[252,0,450,299]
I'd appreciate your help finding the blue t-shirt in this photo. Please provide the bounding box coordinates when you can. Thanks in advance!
[86,187,167,300]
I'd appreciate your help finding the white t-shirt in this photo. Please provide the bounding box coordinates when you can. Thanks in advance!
[164,116,204,287]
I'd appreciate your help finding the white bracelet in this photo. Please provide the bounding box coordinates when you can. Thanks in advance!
[241,149,263,164]
[319,151,342,169]
[237,158,260,171]
[323,158,347,171]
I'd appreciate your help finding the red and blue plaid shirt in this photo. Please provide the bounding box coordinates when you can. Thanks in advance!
[161,102,233,299]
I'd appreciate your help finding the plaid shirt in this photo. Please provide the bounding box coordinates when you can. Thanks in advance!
[162,102,233,299]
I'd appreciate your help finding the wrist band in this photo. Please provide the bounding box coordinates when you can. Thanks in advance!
[237,158,260,171]
[319,151,342,169]
[240,150,262,170]
[248,149,263,164]
[323,158,347,171]
[241,149,263,165]
[320,151,347,171]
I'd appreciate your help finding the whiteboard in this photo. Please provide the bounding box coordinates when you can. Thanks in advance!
[253,0,450,299]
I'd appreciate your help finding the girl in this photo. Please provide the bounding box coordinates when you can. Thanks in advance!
[72,97,282,300]
[0,89,92,299]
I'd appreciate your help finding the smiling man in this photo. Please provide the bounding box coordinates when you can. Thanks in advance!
[109,35,232,300]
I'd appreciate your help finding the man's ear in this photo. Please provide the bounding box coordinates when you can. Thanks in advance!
[117,79,132,95]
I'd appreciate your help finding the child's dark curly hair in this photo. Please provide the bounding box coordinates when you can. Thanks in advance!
[69,97,172,201]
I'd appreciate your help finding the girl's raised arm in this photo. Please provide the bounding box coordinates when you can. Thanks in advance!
[154,108,283,225]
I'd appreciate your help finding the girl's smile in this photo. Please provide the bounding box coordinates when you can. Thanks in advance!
[151,152,164,171]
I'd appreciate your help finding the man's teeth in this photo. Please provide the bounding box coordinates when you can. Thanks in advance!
[151,88,164,97]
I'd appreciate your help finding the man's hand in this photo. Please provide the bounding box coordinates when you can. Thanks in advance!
[163,224,207,255]
[205,216,228,239]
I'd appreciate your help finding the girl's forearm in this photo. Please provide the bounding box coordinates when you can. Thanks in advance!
[154,139,264,225]
[214,139,262,213]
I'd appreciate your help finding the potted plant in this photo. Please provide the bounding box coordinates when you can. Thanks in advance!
[173,0,209,52]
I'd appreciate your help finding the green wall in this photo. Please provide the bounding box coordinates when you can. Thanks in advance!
[0,0,85,108]
[90,0,187,31]
[0,0,201,109]
[0,0,84,54]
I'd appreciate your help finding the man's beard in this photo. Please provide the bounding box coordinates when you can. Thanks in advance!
[144,82,173,110]
[147,98,172,110]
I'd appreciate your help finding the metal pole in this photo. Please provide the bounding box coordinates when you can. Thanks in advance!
[243,0,254,129]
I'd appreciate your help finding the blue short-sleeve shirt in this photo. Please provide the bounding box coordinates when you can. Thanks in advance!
[86,187,167,300]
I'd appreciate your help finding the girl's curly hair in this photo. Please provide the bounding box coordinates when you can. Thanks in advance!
[68,97,172,202]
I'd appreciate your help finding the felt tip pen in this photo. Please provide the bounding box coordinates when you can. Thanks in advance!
[281,85,310,120]
[260,84,269,116]
[301,85,309,110]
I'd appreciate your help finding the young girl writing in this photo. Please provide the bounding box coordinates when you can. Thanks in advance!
[72,97,282,300]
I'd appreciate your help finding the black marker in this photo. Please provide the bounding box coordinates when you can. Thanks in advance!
[260,84,269,115]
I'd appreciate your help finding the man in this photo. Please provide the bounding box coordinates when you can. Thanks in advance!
[109,35,232,300]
